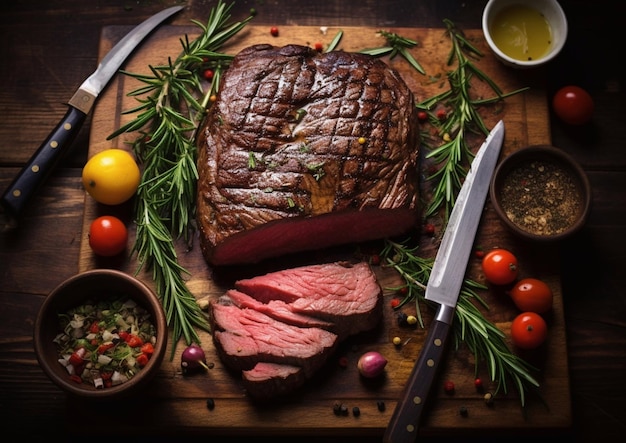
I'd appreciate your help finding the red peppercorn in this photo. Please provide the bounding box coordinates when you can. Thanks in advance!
[424,223,435,236]
[390,298,401,308]
[417,111,428,122]
[370,254,381,265]
[474,248,485,259]
[397,286,408,296]
[338,356,349,368]
[203,69,214,80]
[474,378,483,390]
[270,26,279,37]
[314,42,324,52]
[443,380,455,394]
[436,109,447,120]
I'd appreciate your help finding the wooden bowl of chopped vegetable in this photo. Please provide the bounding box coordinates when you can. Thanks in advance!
[489,145,591,241]
[34,269,167,399]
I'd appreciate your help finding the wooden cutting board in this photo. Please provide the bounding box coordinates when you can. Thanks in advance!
[75,25,571,437]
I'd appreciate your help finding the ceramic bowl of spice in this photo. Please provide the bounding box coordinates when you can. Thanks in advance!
[482,0,568,69]
[490,145,591,241]
[34,269,168,399]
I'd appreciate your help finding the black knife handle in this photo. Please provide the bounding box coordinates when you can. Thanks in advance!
[383,315,452,443]
[1,105,87,219]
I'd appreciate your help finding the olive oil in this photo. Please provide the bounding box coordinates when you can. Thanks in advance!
[490,4,552,61]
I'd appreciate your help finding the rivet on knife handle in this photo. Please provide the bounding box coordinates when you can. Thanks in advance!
[0,106,87,218]
[383,311,452,443]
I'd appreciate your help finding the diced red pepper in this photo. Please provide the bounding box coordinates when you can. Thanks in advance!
[68,347,86,366]
[97,342,115,354]
[125,334,143,348]
[118,331,129,341]
[69,374,82,384]
[136,353,150,367]
[101,371,113,381]
[140,343,154,355]
[89,321,100,334]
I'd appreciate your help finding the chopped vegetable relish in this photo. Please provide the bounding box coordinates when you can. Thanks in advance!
[54,296,157,388]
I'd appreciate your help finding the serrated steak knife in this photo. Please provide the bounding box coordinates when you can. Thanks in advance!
[383,120,505,442]
[0,5,183,229]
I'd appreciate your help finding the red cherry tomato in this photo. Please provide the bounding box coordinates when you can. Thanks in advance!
[508,278,553,314]
[481,248,519,286]
[552,85,594,125]
[88,215,128,257]
[510,312,548,349]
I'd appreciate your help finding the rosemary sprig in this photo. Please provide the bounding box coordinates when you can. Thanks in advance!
[381,239,540,406]
[421,19,528,220]
[107,1,254,357]
[360,30,425,74]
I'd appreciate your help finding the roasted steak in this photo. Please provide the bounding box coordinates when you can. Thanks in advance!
[209,261,383,398]
[197,44,420,265]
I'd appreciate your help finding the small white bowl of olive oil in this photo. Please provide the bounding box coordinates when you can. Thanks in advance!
[482,0,568,68]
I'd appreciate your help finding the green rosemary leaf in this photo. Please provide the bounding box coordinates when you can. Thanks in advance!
[359,46,394,56]
[326,30,343,52]
[398,47,426,75]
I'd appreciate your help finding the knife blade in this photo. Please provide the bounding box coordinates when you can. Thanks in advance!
[383,120,505,443]
[0,5,183,230]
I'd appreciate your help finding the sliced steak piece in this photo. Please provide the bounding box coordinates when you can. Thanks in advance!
[235,261,382,338]
[224,289,335,330]
[241,362,306,399]
[197,44,420,265]
[210,299,338,378]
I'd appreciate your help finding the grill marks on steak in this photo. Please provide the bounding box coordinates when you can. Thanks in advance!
[197,44,420,265]
[209,261,382,398]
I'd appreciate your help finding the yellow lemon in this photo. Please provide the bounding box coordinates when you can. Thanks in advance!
[82,149,140,205]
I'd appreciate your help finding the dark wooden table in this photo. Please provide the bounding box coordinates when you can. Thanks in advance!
[1,1,624,441]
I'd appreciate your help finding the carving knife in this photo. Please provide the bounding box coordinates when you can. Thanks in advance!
[0,5,183,230]
[383,120,505,442]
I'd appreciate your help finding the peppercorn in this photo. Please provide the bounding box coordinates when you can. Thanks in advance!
[390,298,401,309]
[436,109,447,120]
[377,400,386,412]
[396,312,409,326]
[406,315,418,325]
[270,27,279,37]
[338,356,349,368]
[417,111,428,122]
[206,398,215,410]
[314,42,324,52]
[484,392,494,406]
[392,336,402,346]
[370,254,380,265]
[340,404,349,416]
[459,406,468,417]
[358,136,367,144]
[203,69,214,80]
[443,380,455,394]
[474,378,483,391]
[424,223,435,236]
[352,406,361,417]
[333,403,341,415]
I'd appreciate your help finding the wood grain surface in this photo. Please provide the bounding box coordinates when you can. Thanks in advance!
[73,25,569,436]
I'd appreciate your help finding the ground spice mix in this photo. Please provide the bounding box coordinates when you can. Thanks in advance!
[499,159,583,236]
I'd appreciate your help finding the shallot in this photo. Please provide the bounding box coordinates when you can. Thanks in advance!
[181,344,208,375]
[357,351,387,378]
